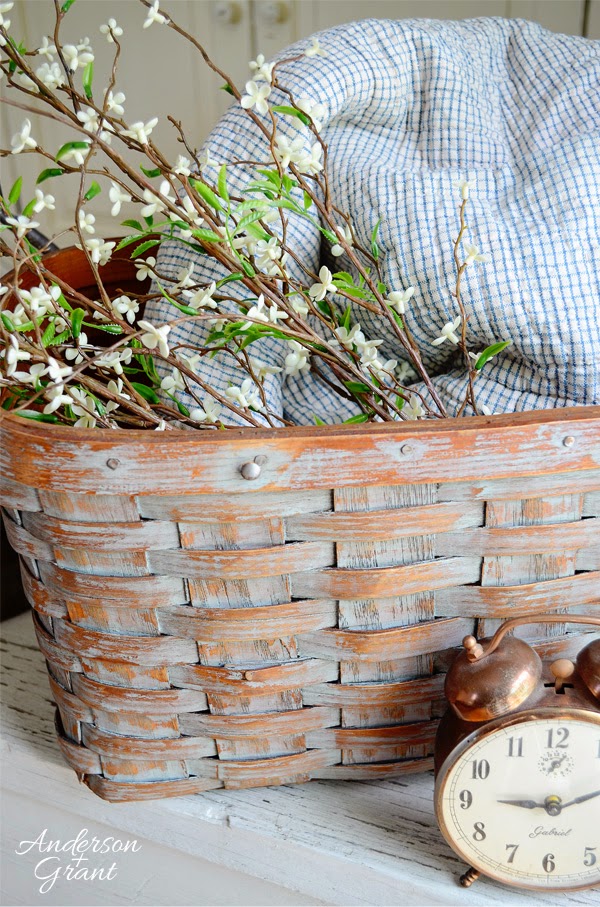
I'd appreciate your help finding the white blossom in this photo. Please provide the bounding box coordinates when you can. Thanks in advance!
[463,243,489,266]
[161,368,185,394]
[386,287,415,315]
[43,385,72,414]
[225,377,263,410]
[106,90,126,116]
[244,294,287,328]
[4,335,31,376]
[249,53,274,82]
[480,403,494,416]
[95,348,132,375]
[454,178,475,201]
[289,293,309,316]
[78,209,96,235]
[140,180,174,217]
[12,362,47,386]
[309,266,336,301]
[198,146,219,169]
[62,42,94,72]
[0,1,12,23]
[100,18,123,42]
[174,264,195,289]
[135,257,157,281]
[46,357,73,385]
[111,294,139,324]
[122,118,158,145]
[370,357,397,381]
[273,134,305,169]
[403,394,424,420]
[108,182,131,217]
[143,0,167,28]
[35,61,64,90]
[60,143,91,166]
[138,319,170,357]
[331,223,352,257]
[80,237,115,266]
[249,356,282,381]
[18,284,60,316]
[37,36,56,60]
[254,237,283,269]
[69,387,98,428]
[240,80,271,116]
[64,331,92,365]
[295,97,326,130]
[284,340,310,376]
[431,316,462,347]
[107,377,131,400]
[190,396,223,424]
[356,337,384,367]
[6,215,39,239]
[11,120,37,154]
[295,142,323,175]
[331,323,363,349]
[185,282,217,310]
[17,71,38,92]
[155,419,167,430]
[173,154,192,176]
[305,37,326,57]
[76,106,100,133]
[397,360,416,384]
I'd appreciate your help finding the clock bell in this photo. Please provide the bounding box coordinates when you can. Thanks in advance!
[435,614,600,777]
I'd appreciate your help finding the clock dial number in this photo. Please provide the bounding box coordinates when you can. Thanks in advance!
[472,822,486,842]
[471,759,490,780]
[507,736,524,757]
[546,726,569,748]
[542,853,556,874]
[584,847,597,867]
[459,789,473,809]
[505,844,519,864]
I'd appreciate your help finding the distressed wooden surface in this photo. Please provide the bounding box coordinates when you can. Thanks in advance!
[2,408,600,495]
[3,613,599,907]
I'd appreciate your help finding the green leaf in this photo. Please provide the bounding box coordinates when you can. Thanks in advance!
[341,305,352,330]
[36,168,65,184]
[56,290,72,312]
[17,410,59,423]
[82,60,94,99]
[53,329,70,345]
[475,340,512,371]
[217,164,229,203]
[1,313,16,331]
[41,320,57,347]
[303,191,312,210]
[234,211,266,234]
[177,401,190,417]
[115,233,143,251]
[191,228,223,243]
[140,165,162,178]
[143,215,154,227]
[345,380,371,394]
[21,200,36,218]
[61,0,77,11]
[371,217,381,261]
[71,308,85,339]
[8,177,23,206]
[121,219,143,231]
[216,271,244,288]
[131,382,159,403]
[344,413,369,424]
[240,258,256,277]
[190,178,223,211]
[220,83,234,96]
[271,105,311,126]
[56,141,89,162]
[83,180,101,201]
[312,414,326,425]
[82,321,123,333]
[131,238,161,259]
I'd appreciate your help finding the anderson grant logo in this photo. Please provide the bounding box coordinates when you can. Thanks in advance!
[15,828,141,894]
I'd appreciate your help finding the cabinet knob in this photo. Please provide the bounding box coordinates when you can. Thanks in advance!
[213,1,242,26]
[258,1,290,26]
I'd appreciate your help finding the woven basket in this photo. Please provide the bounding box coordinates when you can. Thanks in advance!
[1,252,599,802]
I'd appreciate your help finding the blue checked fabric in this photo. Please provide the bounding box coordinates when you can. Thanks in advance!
[145,17,600,426]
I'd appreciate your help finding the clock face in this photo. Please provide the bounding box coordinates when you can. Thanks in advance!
[436,711,600,891]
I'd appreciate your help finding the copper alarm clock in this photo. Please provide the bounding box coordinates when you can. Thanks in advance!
[434,614,600,893]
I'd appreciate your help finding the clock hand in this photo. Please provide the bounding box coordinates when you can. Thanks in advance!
[497,799,544,809]
[561,789,600,809]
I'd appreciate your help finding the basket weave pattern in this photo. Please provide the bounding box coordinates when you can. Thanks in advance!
[1,410,599,801]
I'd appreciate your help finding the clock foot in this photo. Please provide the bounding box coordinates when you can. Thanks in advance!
[459,867,480,888]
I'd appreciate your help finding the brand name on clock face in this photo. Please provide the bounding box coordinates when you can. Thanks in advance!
[529,826,573,839]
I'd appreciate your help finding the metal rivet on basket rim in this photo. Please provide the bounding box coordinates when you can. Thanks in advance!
[240,458,263,480]
[562,436,575,448]
[106,458,120,470]
[400,444,414,455]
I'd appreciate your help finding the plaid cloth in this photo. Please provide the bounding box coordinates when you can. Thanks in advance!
[145,17,600,426]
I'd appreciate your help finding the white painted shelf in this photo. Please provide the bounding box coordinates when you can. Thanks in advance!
[1,613,598,907]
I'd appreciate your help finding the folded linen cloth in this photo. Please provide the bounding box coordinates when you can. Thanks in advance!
[145,16,600,425]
